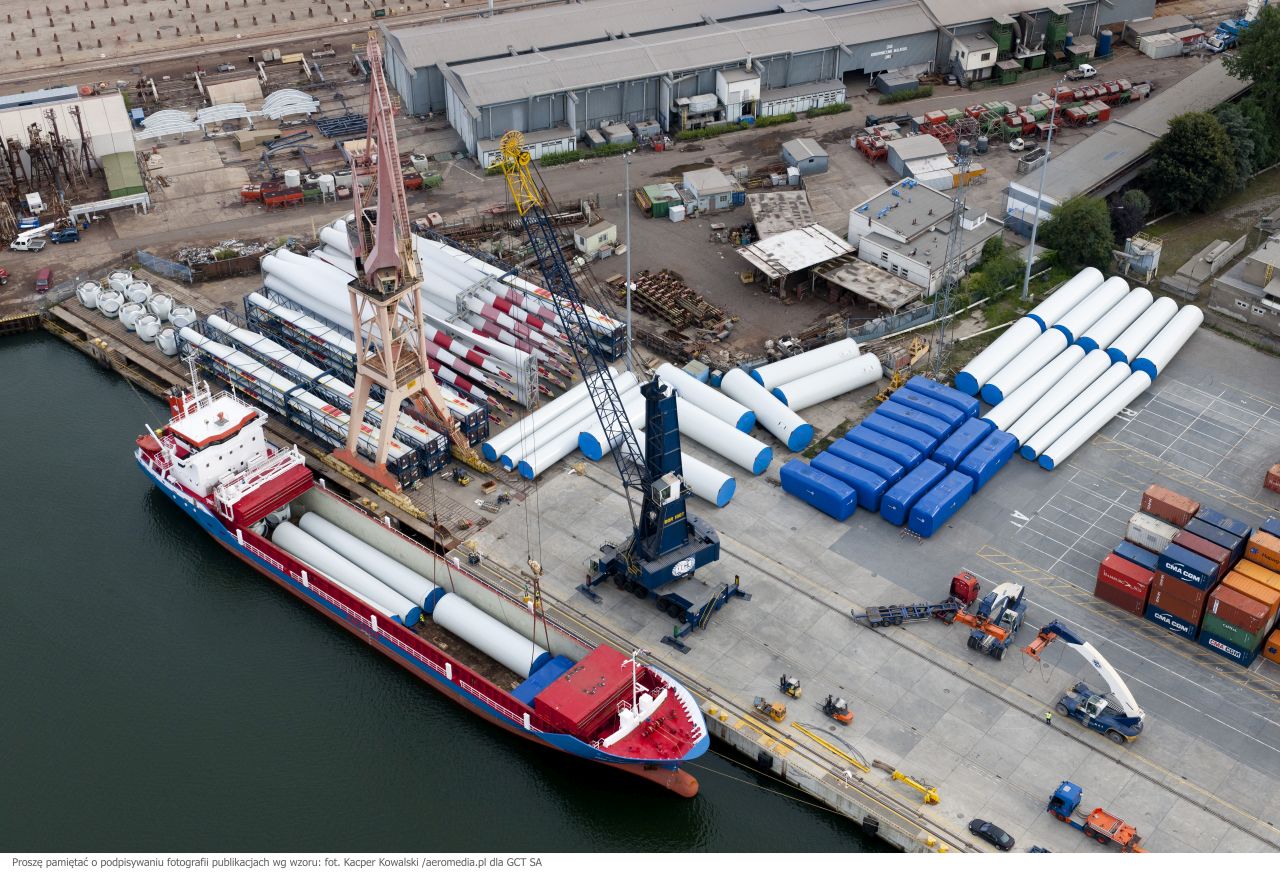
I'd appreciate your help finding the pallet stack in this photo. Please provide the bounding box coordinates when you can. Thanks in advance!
[1095,484,1280,667]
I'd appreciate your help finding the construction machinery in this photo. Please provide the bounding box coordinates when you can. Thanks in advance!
[779,674,802,698]
[499,130,721,599]
[752,696,787,722]
[337,33,486,490]
[1024,620,1145,744]
[1047,781,1146,851]
[821,695,853,725]
[960,581,1027,659]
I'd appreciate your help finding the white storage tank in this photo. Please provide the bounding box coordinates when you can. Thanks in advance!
[317,174,336,197]
[1078,287,1153,352]
[772,353,882,411]
[283,168,302,189]
[981,330,1067,405]
[1007,348,1112,447]
[1020,361,1130,461]
[1051,276,1128,345]
[1026,267,1104,330]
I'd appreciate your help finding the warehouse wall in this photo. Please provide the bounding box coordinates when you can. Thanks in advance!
[1098,0,1157,27]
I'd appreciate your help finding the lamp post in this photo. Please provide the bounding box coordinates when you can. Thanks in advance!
[624,150,634,372]
[1021,74,1067,301]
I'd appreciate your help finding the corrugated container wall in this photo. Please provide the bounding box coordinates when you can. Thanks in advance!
[1141,484,1199,527]
[1126,512,1180,554]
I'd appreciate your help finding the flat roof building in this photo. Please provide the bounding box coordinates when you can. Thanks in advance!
[1209,236,1280,338]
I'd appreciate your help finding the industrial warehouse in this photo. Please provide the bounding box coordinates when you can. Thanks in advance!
[383,0,1157,159]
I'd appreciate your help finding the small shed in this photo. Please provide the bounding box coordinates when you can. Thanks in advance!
[781,137,828,175]
[887,134,947,177]
[574,219,617,258]
[206,77,263,105]
[601,123,633,145]
[683,167,737,211]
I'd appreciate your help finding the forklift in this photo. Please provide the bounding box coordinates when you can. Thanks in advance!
[779,674,802,698]
[822,695,853,725]
[752,696,787,722]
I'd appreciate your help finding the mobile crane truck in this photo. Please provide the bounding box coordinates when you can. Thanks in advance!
[1024,620,1145,744]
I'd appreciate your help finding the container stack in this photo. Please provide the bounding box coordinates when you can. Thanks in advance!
[1096,485,1280,667]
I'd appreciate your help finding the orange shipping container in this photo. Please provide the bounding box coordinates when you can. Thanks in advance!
[1220,571,1280,617]
[1264,630,1280,665]
[1234,558,1280,594]
[1244,531,1280,573]
[1141,484,1199,527]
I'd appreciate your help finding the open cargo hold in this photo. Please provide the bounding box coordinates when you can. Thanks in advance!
[827,438,906,483]
[930,418,993,470]
[955,430,1017,493]
[1114,540,1158,571]
[1156,543,1221,590]
[1183,518,1247,561]
[905,376,980,419]
[1245,531,1280,572]
[863,412,938,454]
[1126,512,1179,554]
[845,425,925,469]
[1141,484,1199,527]
[1144,602,1200,641]
[1171,530,1232,569]
[908,471,973,538]
[812,452,889,512]
[876,400,951,440]
[888,389,966,433]
[1150,571,1209,621]
[779,460,857,521]
[880,459,947,526]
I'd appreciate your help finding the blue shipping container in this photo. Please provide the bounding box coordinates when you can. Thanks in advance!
[863,412,938,455]
[1193,508,1252,540]
[846,425,925,469]
[1261,517,1280,539]
[931,418,994,470]
[889,389,966,433]
[1197,628,1260,668]
[1144,603,1199,641]
[1114,540,1159,571]
[813,452,889,512]
[779,460,857,521]
[908,471,974,538]
[1183,518,1246,561]
[827,438,906,484]
[956,430,1018,493]
[905,376,981,419]
[876,400,951,440]
[1156,544,1220,590]
[880,459,947,526]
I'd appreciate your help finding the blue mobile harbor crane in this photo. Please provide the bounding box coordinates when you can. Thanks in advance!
[1024,620,1145,744]
[498,132,733,645]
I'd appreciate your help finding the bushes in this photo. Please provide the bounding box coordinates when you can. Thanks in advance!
[675,121,750,141]
[878,85,932,105]
[806,102,851,118]
[752,112,797,128]
[534,143,633,168]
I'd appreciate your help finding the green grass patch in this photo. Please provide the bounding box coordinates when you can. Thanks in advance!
[803,418,854,459]
[537,143,633,168]
[878,85,932,105]
[752,112,797,128]
[806,102,851,118]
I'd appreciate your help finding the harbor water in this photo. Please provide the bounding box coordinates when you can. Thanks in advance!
[0,334,884,852]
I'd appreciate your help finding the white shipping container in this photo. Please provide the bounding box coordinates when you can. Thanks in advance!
[1125,511,1180,554]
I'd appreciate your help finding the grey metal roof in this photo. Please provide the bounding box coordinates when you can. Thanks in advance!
[748,191,815,237]
[888,134,947,163]
[855,178,963,242]
[737,223,853,278]
[1125,14,1193,36]
[813,256,921,310]
[783,137,827,160]
[917,0,1088,27]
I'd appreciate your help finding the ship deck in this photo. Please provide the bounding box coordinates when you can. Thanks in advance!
[411,615,524,696]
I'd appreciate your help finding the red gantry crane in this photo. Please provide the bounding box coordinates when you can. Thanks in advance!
[336,33,486,488]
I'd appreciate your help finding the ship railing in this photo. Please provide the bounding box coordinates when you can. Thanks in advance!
[459,680,541,732]
[238,533,287,573]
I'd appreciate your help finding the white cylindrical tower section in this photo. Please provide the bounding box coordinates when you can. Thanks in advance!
[633,428,736,507]
[772,353,883,411]
[577,386,647,462]
[720,368,814,451]
[500,371,637,469]
[982,345,1084,431]
[1027,266,1104,329]
[1051,275,1129,345]
[1007,349,1112,446]
[297,512,440,609]
[1040,372,1152,470]
[749,338,860,390]
[981,329,1067,405]
[655,363,755,431]
[431,593,548,679]
[1020,361,1131,461]
[954,317,1041,397]
[482,367,617,460]
[675,397,772,474]
[1105,297,1178,364]
[1132,305,1203,380]
[1078,287,1153,352]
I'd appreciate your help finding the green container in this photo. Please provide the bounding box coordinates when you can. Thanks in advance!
[1001,100,1018,114]
[1200,613,1265,652]
[650,199,669,218]
[944,107,963,123]
[1028,104,1047,120]
[984,101,1004,113]
[1027,53,1046,70]
[992,23,1012,53]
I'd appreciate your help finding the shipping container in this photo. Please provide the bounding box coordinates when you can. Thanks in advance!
[930,418,993,470]
[1171,530,1231,569]
[880,459,947,526]
[1266,464,1280,494]
[1097,553,1154,598]
[1156,543,1220,590]
[908,471,973,538]
[1244,531,1280,572]
[1126,512,1180,554]
[1261,517,1280,539]
[1114,540,1158,571]
[1233,558,1280,595]
[1200,612,1266,654]
[875,400,952,440]
[906,376,981,418]
[1194,507,1252,540]
[827,438,906,484]
[1263,629,1280,664]
[956,430,1018,493]
[1206,584,1272,634]
[863,411,938,454]
[1094,578,1147,616]
[1183,517,1246,561]
[1198,628,1260,668]
[812,451,889,512]
[1150,572,1209,622]
[1144,602,1199,641]
[779,459,857,521]
[1219,570,1280,617]
[1140,484,1199,526]
[846,425,925,469]
[889,389,966,434]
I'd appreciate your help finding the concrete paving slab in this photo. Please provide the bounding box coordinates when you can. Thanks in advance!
[887,690,948,737]
[1212,762,1276,823]
[944,687,1008,734]
[860,712,923,763]
[1107,774,1180,835]
[1150,796,1232,853]
[985,703,1051,756]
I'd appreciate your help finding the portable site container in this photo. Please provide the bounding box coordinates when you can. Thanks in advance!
[1219,570,1280,618]
[1126,512,1180,554]
[1171,531,1231,569]
[1150,572,1209,621]
[931,418,993,470]
[846,425,925,469]
[1114,540,1158,571]
[1141,484,1199,526]
[1095,578,1148,616]
[1156,544,1220,590]
[779,460,857,521]
[1144,603,1200,640]
[957,430,1017,493]
[906,376,980,418]
[908,470,973,538]
[828,438,906,484]
[1245,531,1280,572]
[876,400,951,440]
[1183,517,1246,561]
[863,412,939,455]
[812,452,889,512]
[925,110,948,125]
[1196,507,1251,540]
[880,460,947,527]
[890,389,966,433]
[1098,553,1154,598]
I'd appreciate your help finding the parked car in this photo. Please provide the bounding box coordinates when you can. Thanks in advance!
[50,228,80,243]
[968,819,1015,850]
[10,237,47,252]
[35,266,52,292]
[1008,138,1027,152]
[1066,63,1097,81]
[216,63,236,73]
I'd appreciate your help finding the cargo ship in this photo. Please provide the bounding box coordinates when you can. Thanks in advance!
[134,379,709,795]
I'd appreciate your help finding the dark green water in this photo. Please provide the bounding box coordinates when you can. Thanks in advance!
[0,334,884,853]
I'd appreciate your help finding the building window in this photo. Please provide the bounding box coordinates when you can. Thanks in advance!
[981,52,991,62]
[1236,300,1249,309]
[1253,306,1266,315]
[880,251,889,261]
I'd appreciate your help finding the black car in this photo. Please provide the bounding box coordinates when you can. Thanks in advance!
[968,819,1015,851]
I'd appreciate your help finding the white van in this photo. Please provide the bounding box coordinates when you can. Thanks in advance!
[9,237,47,252]
[1066,64,1097,81]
